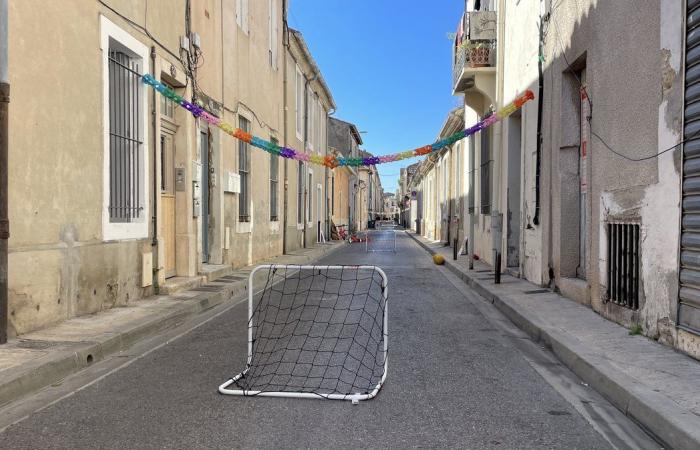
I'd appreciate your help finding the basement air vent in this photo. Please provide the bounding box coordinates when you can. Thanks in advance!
[606,223,640,310]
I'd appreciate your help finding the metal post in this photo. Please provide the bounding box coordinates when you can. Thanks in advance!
[494,252,501,284]
[0,0,8,343]
[453,238,458,260]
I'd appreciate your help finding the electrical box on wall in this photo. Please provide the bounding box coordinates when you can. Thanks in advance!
[225,172,241,194]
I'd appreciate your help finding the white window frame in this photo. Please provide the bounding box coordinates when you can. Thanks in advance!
[295,65,304,140]
[268,0,278,70]
[297,161,304,226]
[306,88,314,151]
[307,169,314,225]
[100,15,150,241]
[236,0,249,34]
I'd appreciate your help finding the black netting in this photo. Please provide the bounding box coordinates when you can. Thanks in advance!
[232,266,387,399]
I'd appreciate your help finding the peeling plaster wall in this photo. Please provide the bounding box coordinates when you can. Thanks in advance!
[502,0,543,284]
[539,0,697,357]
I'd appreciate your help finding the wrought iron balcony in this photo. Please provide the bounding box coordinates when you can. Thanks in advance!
[452,10,497,94]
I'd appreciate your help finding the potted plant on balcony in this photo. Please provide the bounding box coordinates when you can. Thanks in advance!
[461,40,491,68]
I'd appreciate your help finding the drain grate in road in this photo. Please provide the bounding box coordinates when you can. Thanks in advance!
[523,289,550,295]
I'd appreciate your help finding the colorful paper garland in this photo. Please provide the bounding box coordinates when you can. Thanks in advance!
[141,74,534,168]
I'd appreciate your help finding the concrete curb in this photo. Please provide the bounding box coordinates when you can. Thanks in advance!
[0,242,345,410]
[407,231,700,450]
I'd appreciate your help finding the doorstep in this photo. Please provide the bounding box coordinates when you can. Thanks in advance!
[160,276,205,295]
[407,231,700,450]
[199,263,233,282]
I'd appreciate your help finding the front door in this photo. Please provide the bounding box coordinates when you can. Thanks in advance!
[160,134,176,278]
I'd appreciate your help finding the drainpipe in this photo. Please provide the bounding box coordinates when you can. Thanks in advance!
[282,0,289,253]
[150,46,160,293]
[0,0,8,343]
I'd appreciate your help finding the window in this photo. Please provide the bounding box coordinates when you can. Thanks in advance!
[295,66,304,140]
[238,116,251,222]
[268,0,278,69]
[308,172,313,223]
[307,89,315,150]
[270,138,279,221]
[101,15,149,240]
[236,0,249,34]
[160,82,175,119]
[297,161,304,224]
[480,126,491,215]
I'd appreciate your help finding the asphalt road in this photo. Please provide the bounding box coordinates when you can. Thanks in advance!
[0,232,634,449]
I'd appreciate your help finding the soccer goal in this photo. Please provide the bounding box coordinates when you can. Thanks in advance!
[366,227,397,253]
[218,265,388,403]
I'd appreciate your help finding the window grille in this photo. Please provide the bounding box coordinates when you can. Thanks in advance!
[239,117,251,222]
[108,49,143,223]
[607,223,640,310]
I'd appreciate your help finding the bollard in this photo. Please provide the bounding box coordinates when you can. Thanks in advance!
[453,238,458,260]
[494,252,501,284]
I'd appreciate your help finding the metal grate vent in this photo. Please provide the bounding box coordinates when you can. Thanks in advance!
[607,223,640,310]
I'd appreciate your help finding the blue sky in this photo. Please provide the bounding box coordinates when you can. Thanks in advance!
[288,0,464,193]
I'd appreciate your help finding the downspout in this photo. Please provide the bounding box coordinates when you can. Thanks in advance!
[282,0,289,253]
[0,0,9,343]
[150,46,160,294]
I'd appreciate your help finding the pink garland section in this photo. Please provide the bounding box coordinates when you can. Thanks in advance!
[142,74,535,168]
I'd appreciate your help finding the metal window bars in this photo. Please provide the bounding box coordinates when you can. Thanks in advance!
[108,50,143,223]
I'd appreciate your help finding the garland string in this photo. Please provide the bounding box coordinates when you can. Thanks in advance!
[141,74,535,168]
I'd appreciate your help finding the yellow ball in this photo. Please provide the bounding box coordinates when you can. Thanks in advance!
[433,254,445,265]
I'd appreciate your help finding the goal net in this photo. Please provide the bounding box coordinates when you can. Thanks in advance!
[366,228,397,253]
[219,265,388,403]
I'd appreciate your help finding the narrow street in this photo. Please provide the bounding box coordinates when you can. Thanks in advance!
[0,233,658,449]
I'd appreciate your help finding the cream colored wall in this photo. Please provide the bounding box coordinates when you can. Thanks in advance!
[332,168,351,228]
[7,1,187,335]
[191,0,284,267]
[283,39,331,249]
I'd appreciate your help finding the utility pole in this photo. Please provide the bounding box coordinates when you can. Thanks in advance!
[0,0,9,344]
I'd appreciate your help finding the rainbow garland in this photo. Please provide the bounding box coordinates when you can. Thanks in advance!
[142,74,534,168]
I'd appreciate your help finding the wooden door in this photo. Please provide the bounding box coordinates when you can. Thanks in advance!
[160,134,176,278]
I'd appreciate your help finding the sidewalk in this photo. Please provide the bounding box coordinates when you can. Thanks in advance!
[0,242,344,410]
[407,231,700,450]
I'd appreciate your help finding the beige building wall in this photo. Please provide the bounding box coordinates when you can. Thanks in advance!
[7,1,189,335]
[331,166,352,229]
[190,0,285,269]
[283,29,334,250]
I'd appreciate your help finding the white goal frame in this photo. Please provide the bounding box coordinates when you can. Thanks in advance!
[366,229,397,253]
[218,264,389,403]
